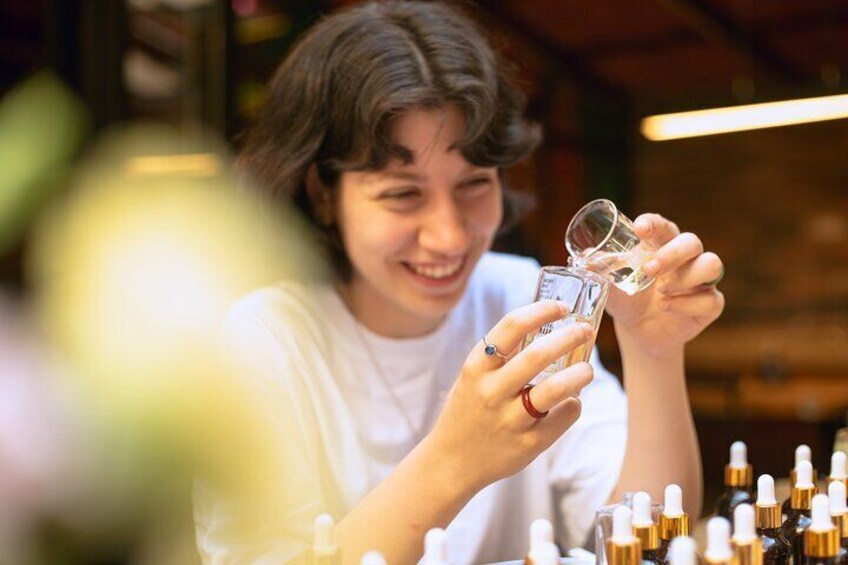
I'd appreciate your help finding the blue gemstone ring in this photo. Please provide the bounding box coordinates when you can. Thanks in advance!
[482,336,508,361]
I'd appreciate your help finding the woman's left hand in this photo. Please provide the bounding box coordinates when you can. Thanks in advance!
[604,213,725,358]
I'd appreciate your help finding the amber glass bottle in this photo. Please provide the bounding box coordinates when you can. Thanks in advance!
[756,475,793,565]
[783,446,817,518]
[783,461,817,565]
[633,492,663,565]
[659,485,690,564]
[716,442,755,521]
[732,504,765,565]
[803,494,841,565]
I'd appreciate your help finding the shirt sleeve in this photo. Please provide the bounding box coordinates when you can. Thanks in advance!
[194,291,327,564]
[547,348,628,551]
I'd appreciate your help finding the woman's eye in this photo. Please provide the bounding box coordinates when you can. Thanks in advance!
[384,190,419,200]
[460,177,493,190]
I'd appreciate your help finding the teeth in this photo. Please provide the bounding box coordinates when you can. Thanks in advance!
[409,260,463,279]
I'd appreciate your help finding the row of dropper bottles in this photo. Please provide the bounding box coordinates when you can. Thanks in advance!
[606,476,848,565]
[716,442,848,523]
[309,514,565,565]
[715,441,848,564]
[606,485,689,565]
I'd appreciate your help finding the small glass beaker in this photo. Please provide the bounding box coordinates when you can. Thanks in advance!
[565,199,657,296]
[522,261,610,382]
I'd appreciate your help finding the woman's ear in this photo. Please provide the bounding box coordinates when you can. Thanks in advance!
[305,164,334,226]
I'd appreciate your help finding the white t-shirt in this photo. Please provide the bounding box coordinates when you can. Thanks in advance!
[195,252,627,564]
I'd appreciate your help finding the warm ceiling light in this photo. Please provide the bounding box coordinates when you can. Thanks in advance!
[641,93,848,141]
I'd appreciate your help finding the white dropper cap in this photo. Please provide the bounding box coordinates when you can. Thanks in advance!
[732,504,757,543]
[633,491,654,527]
[423,528,449,564]
[313,514,337,553]
[529,519,554,553]
[361,551,387,565]
[831,451,847,480]
[730,441,748,468]
[811,493,835,532]
[611,505,636,543]
[669,536,697,565]
[664,484,684,517]
[705,517,733,562]
[757,474,777,506]
[829,480,848,515]
[796,460,814,488]
[532,541,561,565]
[796,445,812,469]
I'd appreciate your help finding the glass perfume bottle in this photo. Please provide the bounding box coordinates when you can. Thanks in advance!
[522,260,610,380]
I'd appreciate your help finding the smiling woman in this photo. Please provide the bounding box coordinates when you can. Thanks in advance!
[196,1,723,564]
[326,105,503,337]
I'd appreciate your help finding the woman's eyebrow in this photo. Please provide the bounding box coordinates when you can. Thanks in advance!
[381,170,425,182]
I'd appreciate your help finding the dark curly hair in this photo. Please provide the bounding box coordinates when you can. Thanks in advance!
[238,0,542,279]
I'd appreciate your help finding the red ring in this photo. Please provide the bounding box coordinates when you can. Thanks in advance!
[521,385,548,419]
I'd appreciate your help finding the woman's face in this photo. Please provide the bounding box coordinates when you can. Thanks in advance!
[333,105,503,337]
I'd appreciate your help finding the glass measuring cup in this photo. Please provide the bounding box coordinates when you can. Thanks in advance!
[565,199,657,296]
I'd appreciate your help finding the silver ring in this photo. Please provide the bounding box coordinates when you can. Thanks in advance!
[482,335,508,361]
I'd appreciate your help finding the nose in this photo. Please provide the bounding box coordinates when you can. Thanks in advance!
[418,195,470,256]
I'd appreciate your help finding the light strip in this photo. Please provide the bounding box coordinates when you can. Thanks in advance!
[641,93,848,141]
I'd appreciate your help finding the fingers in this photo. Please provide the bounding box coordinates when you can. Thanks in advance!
[656,252,724,295]
[471,300,570,370]
[498,322,593,392]
[633,213,680,247]
[643,232,704,278]
[659,288,725,319]
[534,397,583,440]
[524,362,593,415]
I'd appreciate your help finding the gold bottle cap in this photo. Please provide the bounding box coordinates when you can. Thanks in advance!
[755,504,781,530]
[606,539,643,565]
[731,538,763,565]
[833,513,848,540]
[791,486,815,510]
[725,465,753,488]
[660,514,690,540]
[805,493,841,558]
[633,523,658,551]
[805,528,840,558]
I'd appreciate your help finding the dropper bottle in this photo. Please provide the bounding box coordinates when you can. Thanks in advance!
[634,492,662,565]
[525,519,554,565]
[669,537,698,565]
[532,542,562,565]
[422,528,451,565]
[803,494,841,565]
[732,504,763,565]
[704,517,733,565]
[360,551,386,565]
[755,474,793,565]
[660,485,690,564]
[312,514,342,565]
[828,481,848,560]
[829,452,848,502]
[606,506,643,565]
[716,442,755,521]
[783,460,817,565]
[785,446,818,517]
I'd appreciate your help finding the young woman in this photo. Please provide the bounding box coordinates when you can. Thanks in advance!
[194,2,725,563]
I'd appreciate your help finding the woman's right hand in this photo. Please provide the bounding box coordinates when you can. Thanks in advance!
[424,300,594,494]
